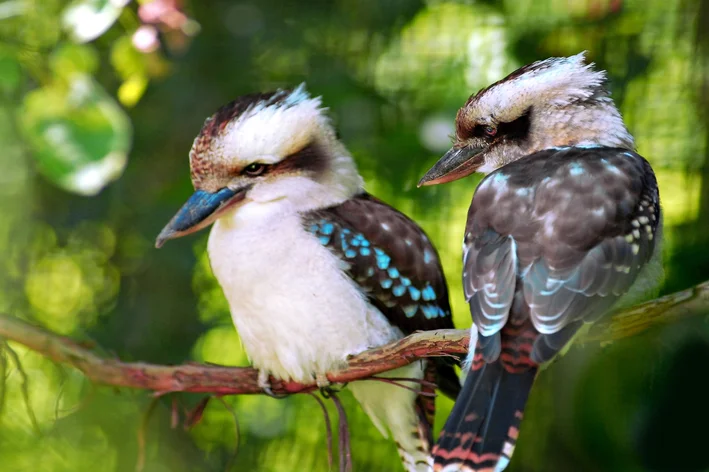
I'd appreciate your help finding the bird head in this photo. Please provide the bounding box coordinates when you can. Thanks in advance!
[156,84,362,247]
[418,52,635,186]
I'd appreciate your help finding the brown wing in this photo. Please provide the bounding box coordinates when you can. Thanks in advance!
[464,147,660,364]
[303,192,454,333]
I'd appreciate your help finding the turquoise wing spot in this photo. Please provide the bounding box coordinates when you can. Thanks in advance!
[374,248,390,270]
[422,285,436,301]
[408,286,421,301]
[403,305,418,318]
[423,249,433,264]
[422,305,439,319]
[340,232,349,251]
[321,222,334,235]
[569,162,585,176]
[306,216,448,324]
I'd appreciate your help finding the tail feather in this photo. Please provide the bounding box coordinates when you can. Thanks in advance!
[432,361,537,472]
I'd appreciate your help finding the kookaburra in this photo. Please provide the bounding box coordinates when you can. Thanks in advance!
[418,53,663,471]
[155,85,459,471]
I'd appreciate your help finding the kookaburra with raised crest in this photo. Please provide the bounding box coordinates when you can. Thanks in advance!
[418,53,663,471]
[156,85,459,471]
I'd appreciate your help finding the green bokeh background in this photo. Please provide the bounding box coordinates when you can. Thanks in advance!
[1,1,709,471]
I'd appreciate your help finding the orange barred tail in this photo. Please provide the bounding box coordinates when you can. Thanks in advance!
[432,361,537,472]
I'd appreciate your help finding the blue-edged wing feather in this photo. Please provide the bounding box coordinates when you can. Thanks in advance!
[464,147,660,359]
[303,192,460,399]
[303,192,453,333]
[434,147,662,471]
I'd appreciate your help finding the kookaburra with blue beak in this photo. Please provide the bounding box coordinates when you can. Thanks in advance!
[156,85,459,471]
[418,53,664,471]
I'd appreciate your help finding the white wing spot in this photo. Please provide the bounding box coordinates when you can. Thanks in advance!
[638,216,649,224]
[631,219,639,228]
[632,244,639,255]
[381,222,390,231]
[568,162,585,176]
[543,212,557,238]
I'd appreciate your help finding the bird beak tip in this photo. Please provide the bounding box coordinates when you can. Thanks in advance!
[416,178,431,188]
[155,232,169,249]
[155,226,179,249]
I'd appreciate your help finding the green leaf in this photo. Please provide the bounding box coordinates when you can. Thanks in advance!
[62,0,130,43]
[0,49,21,95]
[49,43,99,78]
[20,75,132,196]
[110,35,147,80]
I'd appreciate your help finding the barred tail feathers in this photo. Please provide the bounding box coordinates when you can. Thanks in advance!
[432,359,537,472]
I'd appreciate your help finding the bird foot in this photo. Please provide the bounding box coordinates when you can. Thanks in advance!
[315,373,330,389]
[319,381,347,398]
[257,369,288,399]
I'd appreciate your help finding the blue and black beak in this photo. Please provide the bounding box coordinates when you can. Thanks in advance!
[155,185,252,248]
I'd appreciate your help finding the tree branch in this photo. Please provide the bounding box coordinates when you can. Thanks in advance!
[0,279,707,397]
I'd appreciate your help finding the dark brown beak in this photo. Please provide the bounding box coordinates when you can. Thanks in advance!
[417,146,485,187]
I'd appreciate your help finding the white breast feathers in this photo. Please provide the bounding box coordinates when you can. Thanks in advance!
[207,207,401,383]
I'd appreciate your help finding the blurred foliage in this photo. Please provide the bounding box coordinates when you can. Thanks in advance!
[1,0,709,471]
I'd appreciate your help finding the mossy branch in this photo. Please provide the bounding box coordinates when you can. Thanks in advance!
[0,280,707,397]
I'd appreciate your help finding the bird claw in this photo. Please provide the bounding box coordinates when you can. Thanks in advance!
[316,373,330,389]
[258,369,289,399]
[319,381,347,398]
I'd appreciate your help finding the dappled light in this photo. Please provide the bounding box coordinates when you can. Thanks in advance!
[1,1,708,471]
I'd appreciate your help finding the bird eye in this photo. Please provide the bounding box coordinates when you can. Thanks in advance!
[243,163,267,176]
[483,126,497,137]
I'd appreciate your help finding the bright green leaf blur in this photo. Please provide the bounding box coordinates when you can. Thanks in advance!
[1,1,709,472]
[20,75,132,195]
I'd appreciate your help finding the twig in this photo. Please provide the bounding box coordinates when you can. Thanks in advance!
[367,377,437,396]
[136,397,159,472]
[0,342,7,422]
[578,279,709,343]
[0,280,704,398]
[4,343,41,435]
[215,397,241,472]
[328,392,352,472]
[309,392,334,471]
[371,376,438,389]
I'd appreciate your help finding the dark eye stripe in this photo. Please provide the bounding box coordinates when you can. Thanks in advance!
[269,142,328,177]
